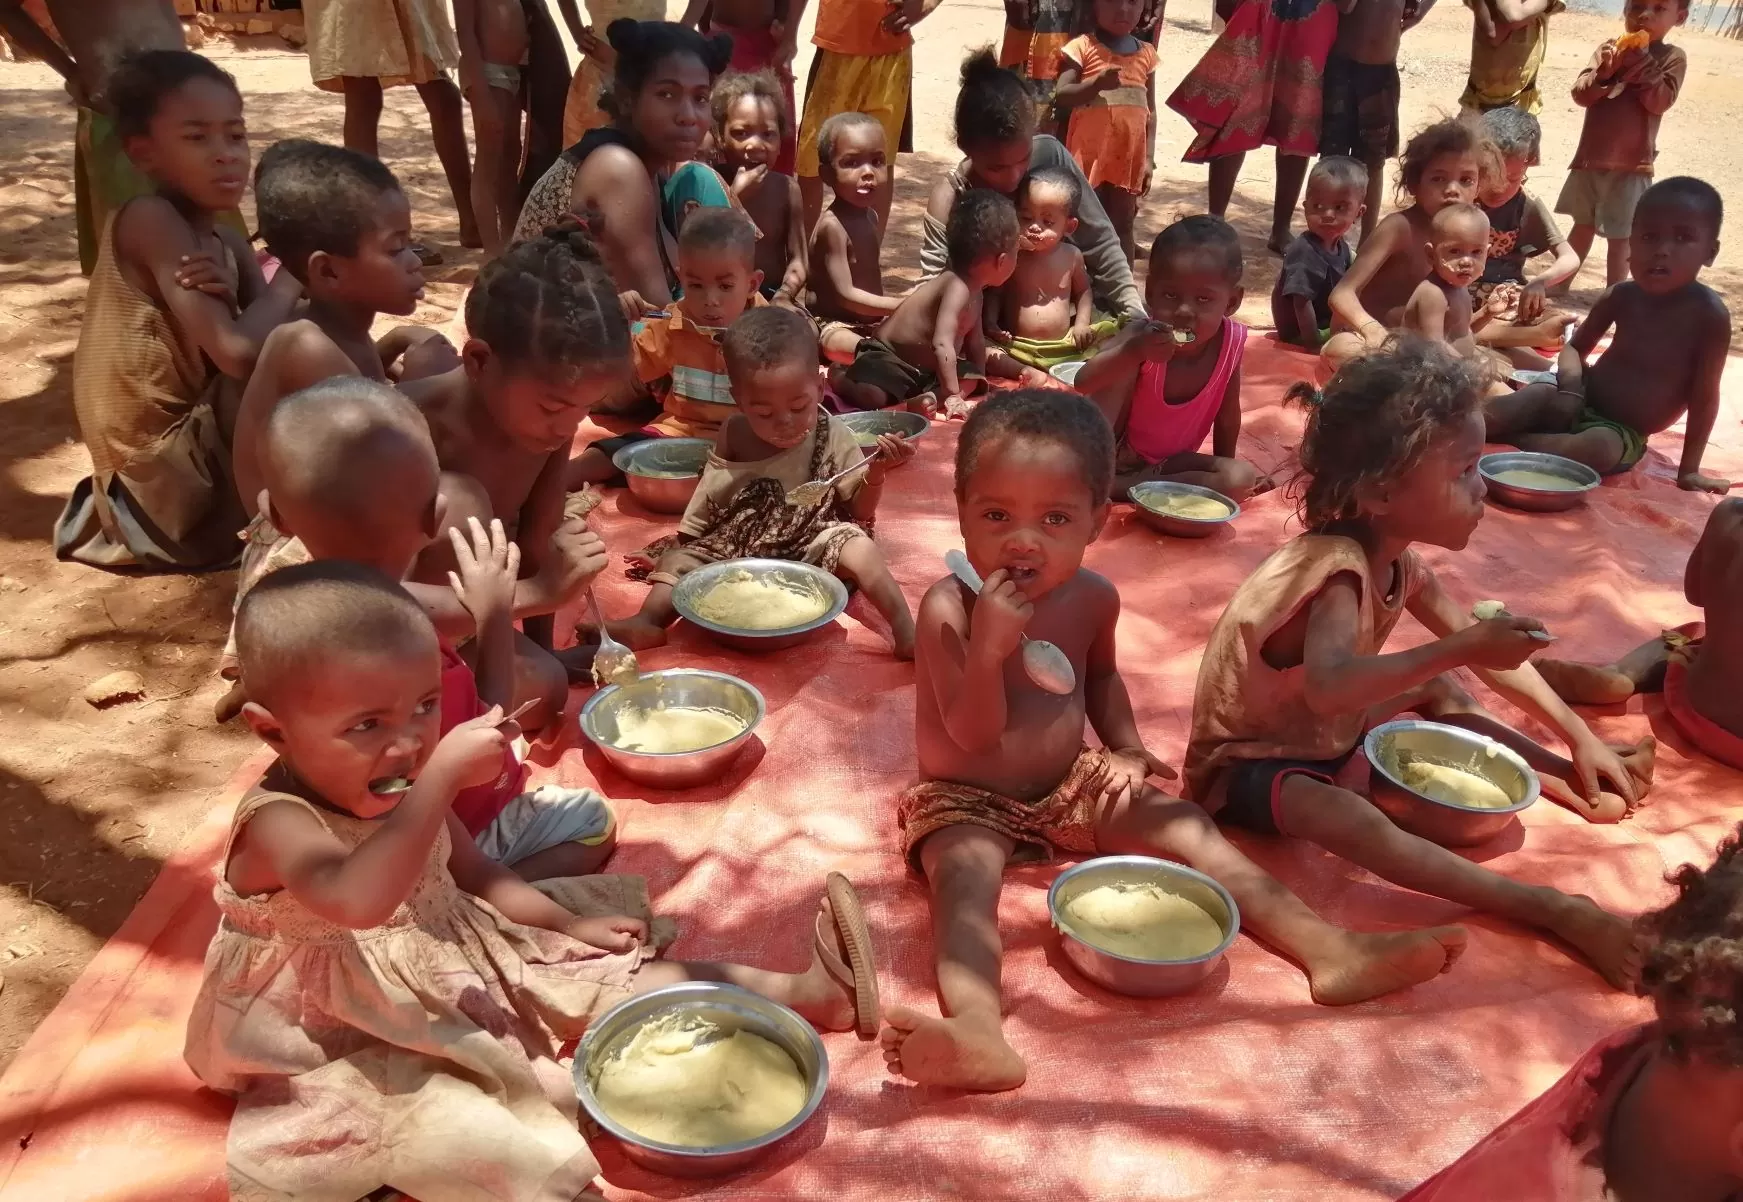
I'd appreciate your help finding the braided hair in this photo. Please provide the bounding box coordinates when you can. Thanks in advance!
[464,219,629,378]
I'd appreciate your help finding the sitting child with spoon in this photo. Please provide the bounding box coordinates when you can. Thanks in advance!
[604,307,918,658]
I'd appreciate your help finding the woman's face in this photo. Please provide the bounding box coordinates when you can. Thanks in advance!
[627,52,714,163]
[964,135,1034,196]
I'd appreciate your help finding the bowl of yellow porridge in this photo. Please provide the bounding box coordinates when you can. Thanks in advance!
[838,408,928,448]
[613,437,713,514]
[1048,856,1240,997]
[580,669,764,788]
[671,559,850,652]
[1128,481,1241,538]
[1365,719,1540,847]
[1479,451,1599,513]
[574,982,828,1178]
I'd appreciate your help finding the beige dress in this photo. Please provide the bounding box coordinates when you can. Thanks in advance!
[184,784,650,1202]
[303,0,459,91]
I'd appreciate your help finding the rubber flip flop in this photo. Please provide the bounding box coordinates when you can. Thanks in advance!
[816,871,880,1039]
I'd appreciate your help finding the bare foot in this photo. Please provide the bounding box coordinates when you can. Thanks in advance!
[1536,658,1635,706]
[892,614,916,660]
[878,1005,1027,1091]
[1617,735,1657,791]
[1267,233,1291,255]
[603,618,669,651]
[552,643,599,687]
[789,897,860,1033]
[1307,926,1468,1005]
[1543,893,1642,990]
[214,679,247,725]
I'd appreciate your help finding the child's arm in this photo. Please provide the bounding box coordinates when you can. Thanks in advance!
[963,292,990,375]
[1052,56,1121,110]
[1210,363,1242,459]
[1676,300,1732,493]
[931,278,971,398]
[920,576,1029,754]
[445,815,647,950]
[1472,0,1500,43]
[1084,583,1176,796]
[1403,281,1449,343]
[1075,318,1169,403]
[677,0,708,25]
[0,3,78,91]
[774,177,808,306]
[1288,294,1323,348]
[1328,216,1408,349]
[1572,43,1618,104]
[447,517,519,711]
[453,0,485,92]
[1686,497,1743,605]
[814,218,901,318]
[847,431,915,522]
[1490,0,1554,33]
[1070,251,1096,346]
[1627,46,1686,115]
[1142,69,1157,195]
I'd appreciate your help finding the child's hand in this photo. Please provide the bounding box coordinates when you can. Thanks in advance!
[575,24,607,58]
[1097,746,1177,805]
[1093,66,1124,92]
[1070,320,1097,349]
[1679,470,1732,494]
[458,54,484,98]
[175,252,236,306]
[881,0,925,34]
[1128,319,1180,363]
[1019,366,1051,387]
[865,432,916,484]
[1517,280,1548,323]
[985,323,1013,346]
[1485,289,1513,318]
[618,289,661,322]
[1140,161,1155,195]
[530,519,608,607]
[426,706,517,789]
[565,914,648,952]
[448,516,521,624]
[1455,614,1551,670]
[1569,737,1640,813]
[969,568,1033,661]
[731,162,769,201]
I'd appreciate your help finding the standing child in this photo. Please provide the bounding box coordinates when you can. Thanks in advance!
[1322,115,1491,371]
[1461,0,1564,114]
[1052,0,1159,263]
[1187,340,1651,998]
[608,307,919,657]
[682,0,798,175]
[1557,0,1688,287]
[1272,155,1365,351]
[1487,177,1728,489]
[1320,0,1430,242]
[989,168,1119,371]
[455,0,529,255]
[1401,202,1495,357]
[809,112,904,364]
[188,561,882,1201]
[56,50,303,572]
[997,0,1078,132]
[712,70,806,305]
[883,389,1470,1093]
[1077,216,1263,501]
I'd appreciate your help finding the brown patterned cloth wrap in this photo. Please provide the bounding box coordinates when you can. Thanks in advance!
[897,746,1112,871]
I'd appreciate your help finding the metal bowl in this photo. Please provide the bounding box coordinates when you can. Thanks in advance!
[1508,368,1558,387]
[612,438,713,514]
[1364,719,1540,847]
[1048,856,1240,997]
[580,669,764,789]
[1128,481,1240,538]
[671,558,849,652]
[574,983,828,1178]
[1049,360,1087,389]
[1479,451,1599,513]
[837,409,928,448]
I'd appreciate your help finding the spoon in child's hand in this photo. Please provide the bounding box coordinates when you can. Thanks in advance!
[944,549,1076,696]
[1471,599,1555,642]
[588,591,640,687]
[785,440,902,507]
[368,700,540,796]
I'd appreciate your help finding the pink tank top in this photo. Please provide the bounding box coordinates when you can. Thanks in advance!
[1125,318,1247,464]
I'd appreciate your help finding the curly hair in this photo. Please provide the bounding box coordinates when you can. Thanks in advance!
[109,49,239,140]
[947,188,1020,274]
[954,48,1036,152]
[464,219,629,378]
[1397,114,1496,206]
[710,68,790,142]
[957,388,1114,503]
[1286,336,1485,529]
[1640,828,1743,1067]
[722,305,817,376]
[255,139,403,281]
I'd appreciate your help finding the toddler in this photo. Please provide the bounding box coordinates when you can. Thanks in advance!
[186,561,881,1200]
[569,208,767,487]
[712,70,806,304]
[455,0,529,254]
[58,49,302,571]
[1187,339,1653,997]
[1401,828,1743,1200]
[833,189,1019,412]
[1272,156,1365,352]
[1557,0,1688,286]
[1324,116,1491,371]
[1486,176,1729,489]
[883,389,1470,1093]
[809,112,904,364]
[609,307,918,657]
[989,168,1119,370]
[1052,0,1158,262]
[1401,202,1494,357]
[1076,216,1261,501]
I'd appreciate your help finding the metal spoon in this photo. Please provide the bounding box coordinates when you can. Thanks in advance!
[368,700,542,795]
[1470,600,1555,643]
[944,549,1076,696]
[785,441,899,508]
[589,591,641,687]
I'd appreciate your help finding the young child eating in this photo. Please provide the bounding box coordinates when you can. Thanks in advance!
[1489,176,1729,489]
[712,70,806,305]
[608,307,918,657]
[1076,215,1262,502]
[883,389,1469,1093]
[186,561,882,1201]
[988,168,1117,371]
[1187,338,1651,992]
[832,188,1020,413]
[568,207,767,487]
[808,112,903,364]
[1401,203,1495,357]
[1272,156,1365,352]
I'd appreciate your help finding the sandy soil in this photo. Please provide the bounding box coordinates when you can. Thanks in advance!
[0,0,1736,1070]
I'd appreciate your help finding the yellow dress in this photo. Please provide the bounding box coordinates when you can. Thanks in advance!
[562,0,668,145]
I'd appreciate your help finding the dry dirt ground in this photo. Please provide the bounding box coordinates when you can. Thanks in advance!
[0,0,1738,1071]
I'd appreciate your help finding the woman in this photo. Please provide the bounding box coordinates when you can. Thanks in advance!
[1167,0,1340,252]
[920,49,1145,321]
[515,19,732,313]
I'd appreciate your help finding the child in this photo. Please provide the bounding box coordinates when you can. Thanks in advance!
[187,560,882,1200]
[1320,0,1423,241]
[882,389,1470,1093]
[607,307,919,657]
[1052,0,1159,262]
[1557,0,1688,287]
[1472,105,1580,367]
[1400,828,1743,1200]
[56,50,303,572]
[1538,499,1742,770]
[1186,340,1652,997]
[1461,0,1564,115]
[682,0,798,175]
[1485,177,1729,489]
[712,70,806,304]
[808,112,903,364]
[567,208,767,487]
[1401,202,1494,357]
[989,168,1119,371]
[997,0,1078,130]
[1323,116,1491,371]
[455,0,529,255]
[832,188,1020,412]
[1272,155,1365,351]
[1076,216,1262,501]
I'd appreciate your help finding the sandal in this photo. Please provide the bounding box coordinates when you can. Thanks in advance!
[816,871,880,1038]
[409,239,444,267]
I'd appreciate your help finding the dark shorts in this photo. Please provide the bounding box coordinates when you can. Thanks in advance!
[1214,750,1356,835]
[842,338,984,404]
[1319,53,1400,162]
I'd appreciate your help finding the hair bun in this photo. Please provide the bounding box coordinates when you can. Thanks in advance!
[541,216,606,267]
[961,46,1000,83]
[702,33,733,75]
[606,18,642,54]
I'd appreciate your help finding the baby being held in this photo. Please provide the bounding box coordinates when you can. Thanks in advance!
[988,168,1116,372]
[1402,202,1494,356]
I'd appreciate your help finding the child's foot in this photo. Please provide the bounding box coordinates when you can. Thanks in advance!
[602,618,669,651]
[213,679,247,725]
[1307,926,1468,1005]
[552,642,598,686]
[878,1006,1027,1092]
[892,614,916,661]
[1617,735,1657,791]
[1541,892,1642,990]
[792,877,880,1033]
[1267,232,1291,255]
[1535,658,1636,706]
